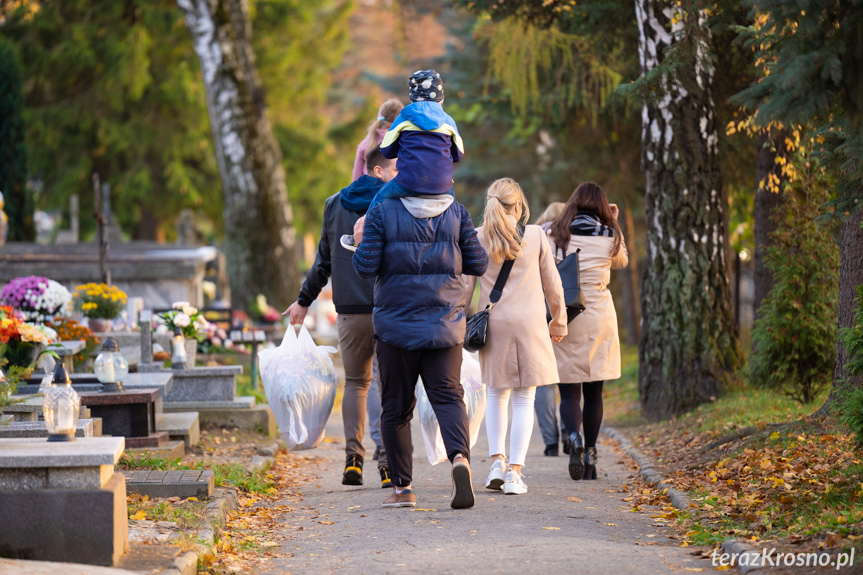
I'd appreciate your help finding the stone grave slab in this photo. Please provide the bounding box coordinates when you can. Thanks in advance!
[161,396,255,412]
[155,412,200,447]
[162,365,242,402]
[0,437,128,565]
[123,469,214,499]
[17,371,173,398]
[0,419,94,439]
[126,440,185,460]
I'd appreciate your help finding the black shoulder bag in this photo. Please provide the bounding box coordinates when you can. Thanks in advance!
[546,246,586,324]
[464,258,515,352]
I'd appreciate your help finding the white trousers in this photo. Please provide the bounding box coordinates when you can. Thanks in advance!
[485,386,537,467]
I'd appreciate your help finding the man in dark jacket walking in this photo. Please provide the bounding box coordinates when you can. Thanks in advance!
[352,189,488,509]
[284,146,397,488]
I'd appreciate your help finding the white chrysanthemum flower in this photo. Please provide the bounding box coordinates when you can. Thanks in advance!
[173,301,191,310]
[173,313,191,328]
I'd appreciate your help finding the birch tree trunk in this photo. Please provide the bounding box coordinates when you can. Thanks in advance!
[634,0,740,420]
[178,0,298,311]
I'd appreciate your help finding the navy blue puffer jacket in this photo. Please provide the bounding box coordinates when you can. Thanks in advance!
[353,196,488,350]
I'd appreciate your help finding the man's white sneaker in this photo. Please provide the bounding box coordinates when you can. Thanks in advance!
[503,469,528,495]
[340,234,358,252]
[485,458,505,490]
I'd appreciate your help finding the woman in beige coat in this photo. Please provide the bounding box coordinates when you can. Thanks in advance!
[547,181,628,481]
[464,178,567,495]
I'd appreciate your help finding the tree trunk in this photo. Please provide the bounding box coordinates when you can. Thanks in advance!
[634,0,740,421]
[752,128,786,317]
[618,204,641,346]
[818,208,863,415]
[177,0,298,312]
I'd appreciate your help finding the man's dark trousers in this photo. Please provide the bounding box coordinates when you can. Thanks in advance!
[376,339,470,487]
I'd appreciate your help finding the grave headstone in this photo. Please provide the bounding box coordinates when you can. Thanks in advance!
[0,436,129,565]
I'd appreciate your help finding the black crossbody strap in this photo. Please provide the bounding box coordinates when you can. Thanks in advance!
[489,258,515,304]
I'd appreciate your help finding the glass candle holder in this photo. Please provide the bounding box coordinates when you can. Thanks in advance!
[44,363,79,442]
[94,337,129,392]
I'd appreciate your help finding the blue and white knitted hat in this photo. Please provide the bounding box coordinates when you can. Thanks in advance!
[409,69,444,103]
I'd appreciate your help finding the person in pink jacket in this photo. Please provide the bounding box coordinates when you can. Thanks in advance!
[351,98,405,182]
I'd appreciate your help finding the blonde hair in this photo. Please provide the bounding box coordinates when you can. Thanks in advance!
[364,98,404,147]
[535,201,565,227]
[482,178,530,263]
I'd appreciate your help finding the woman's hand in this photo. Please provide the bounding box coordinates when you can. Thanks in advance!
[353,216,366,244]
[551,334,564,343]
[609,203,620,221]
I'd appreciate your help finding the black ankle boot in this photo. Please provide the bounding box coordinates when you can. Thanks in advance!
[567,432,585,480]
[583,447,598,480]
[544,443,559,457]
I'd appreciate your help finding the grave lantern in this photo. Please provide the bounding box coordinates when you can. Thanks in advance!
[171,327,187,369]
[94,337,129,392]
[43,362,80,442]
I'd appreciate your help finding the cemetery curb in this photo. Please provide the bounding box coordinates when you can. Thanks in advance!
[197,487,239,550]
[157,551,198,575]
[601,426,691,510]
[150,489,237,575]
[720,538,772,573]
[603,427,776,572]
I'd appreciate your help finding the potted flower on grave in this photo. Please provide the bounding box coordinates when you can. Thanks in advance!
[0,306,57,415]
[157,302,208,369]
[46,318,103,370]
[0,275,73,323]
[73,283,128,333]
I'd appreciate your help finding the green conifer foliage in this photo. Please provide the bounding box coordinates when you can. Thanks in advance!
[0,37,34,241]
[748,176,839,404]
[4,1,219,239]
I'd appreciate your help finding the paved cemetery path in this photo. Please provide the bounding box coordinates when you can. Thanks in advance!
[259,399,719,575]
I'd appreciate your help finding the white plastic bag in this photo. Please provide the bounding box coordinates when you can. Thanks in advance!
[258,325,337,451]
[460,351,487,447]
[416,350,488,465]
[416,380,448,465]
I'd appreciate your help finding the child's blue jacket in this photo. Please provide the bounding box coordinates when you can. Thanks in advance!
[379,101,465,195]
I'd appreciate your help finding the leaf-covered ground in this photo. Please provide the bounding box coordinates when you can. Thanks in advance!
[604,362,863,568]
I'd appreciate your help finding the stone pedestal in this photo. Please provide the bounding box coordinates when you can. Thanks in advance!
[79,388,165,448]
[0,437,129,566]
[19,372,174,397]
[0,419,94,439]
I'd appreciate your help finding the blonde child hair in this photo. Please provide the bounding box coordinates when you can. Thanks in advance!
[482,178,530,263]
[534,201,565,227]
[363,98,404,147]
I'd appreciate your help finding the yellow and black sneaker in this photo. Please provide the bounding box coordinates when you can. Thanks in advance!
[380,466,393,489]
[342,455,363,486]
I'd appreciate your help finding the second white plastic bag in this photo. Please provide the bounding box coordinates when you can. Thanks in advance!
[416,350,487,465]
[258,325,337,451]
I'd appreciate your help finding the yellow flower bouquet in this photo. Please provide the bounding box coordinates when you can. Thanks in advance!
[74,283,128,319]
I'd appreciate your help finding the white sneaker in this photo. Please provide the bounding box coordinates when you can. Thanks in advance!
[340,234,358,252]
[503,469,528,495]
[485,457,505,490]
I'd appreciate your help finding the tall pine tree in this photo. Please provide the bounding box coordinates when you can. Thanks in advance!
[0,37,34,241]
[734,0,863,412]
